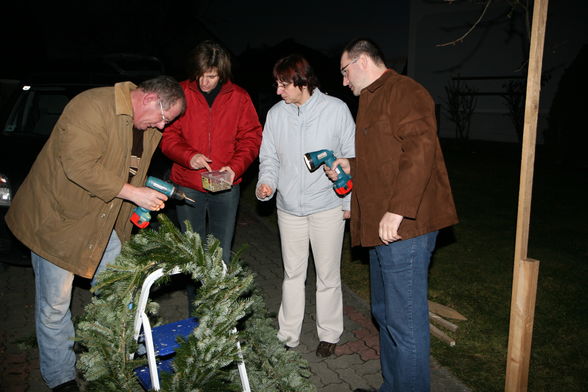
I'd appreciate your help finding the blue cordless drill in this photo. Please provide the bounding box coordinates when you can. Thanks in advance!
[304,149,352,196]
[130,176,195,229]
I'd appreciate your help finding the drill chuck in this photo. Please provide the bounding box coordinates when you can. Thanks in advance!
[130,176,195,228]
[303,153,318,171]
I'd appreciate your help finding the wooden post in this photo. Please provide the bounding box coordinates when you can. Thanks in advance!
[505,258,540,391]
[505,0,549,391]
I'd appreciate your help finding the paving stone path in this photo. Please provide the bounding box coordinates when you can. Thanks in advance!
[0,202,470,391]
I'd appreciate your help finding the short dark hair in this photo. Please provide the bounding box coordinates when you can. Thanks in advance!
[343,38,386,66]
[187,40,232,83]
[139,75,186,113]
[273,54,320,94]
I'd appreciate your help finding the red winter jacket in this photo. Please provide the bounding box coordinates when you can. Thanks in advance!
[161,80,262,192]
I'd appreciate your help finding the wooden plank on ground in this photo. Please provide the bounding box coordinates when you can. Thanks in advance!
[430,323,456,347]
[429,312,459,332]
[429,300,467,321]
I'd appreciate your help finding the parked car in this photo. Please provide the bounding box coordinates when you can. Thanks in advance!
[0,56,171,264]
[0,81,107,263]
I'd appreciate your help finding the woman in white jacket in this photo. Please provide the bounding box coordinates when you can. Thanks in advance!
[256,54,355,357]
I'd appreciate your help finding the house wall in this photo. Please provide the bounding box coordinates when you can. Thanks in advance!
[408,0,587,143]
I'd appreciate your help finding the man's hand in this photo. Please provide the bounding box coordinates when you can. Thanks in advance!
[190,153,212,171]
[118,184,168,211]
[343,210,351,220]
[379,212,403,245]
[256,184,273,199]
[219,166,235,184]
[324,158,350,181]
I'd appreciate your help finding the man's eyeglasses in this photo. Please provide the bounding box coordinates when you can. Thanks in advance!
[273,81,291,90]
[340,58,359,77]
[158,100,169,125]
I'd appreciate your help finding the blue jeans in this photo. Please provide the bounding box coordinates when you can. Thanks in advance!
[175,184,240,264]
[369,231,438,392]
[31,230,121,388]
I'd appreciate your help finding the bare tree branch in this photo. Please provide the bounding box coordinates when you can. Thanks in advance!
[437,0,494,47]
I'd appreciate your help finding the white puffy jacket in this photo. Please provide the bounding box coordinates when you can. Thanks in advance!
[256,88,355,216]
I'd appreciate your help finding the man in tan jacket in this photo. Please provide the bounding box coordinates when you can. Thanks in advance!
[326,39,458,392]
[5,75,185,392]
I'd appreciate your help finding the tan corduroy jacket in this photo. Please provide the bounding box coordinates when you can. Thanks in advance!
[349,70,458,247]
[6,82,162,278]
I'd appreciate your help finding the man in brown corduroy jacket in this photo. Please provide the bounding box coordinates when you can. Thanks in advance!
[326,38,458,392]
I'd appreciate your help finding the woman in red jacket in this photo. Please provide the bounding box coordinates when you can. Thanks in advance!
[161,40,262,266]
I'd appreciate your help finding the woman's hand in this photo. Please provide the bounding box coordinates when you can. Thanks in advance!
[190,153,212,171]
[256,184,273,199]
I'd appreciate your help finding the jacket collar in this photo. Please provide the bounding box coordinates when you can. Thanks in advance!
[114,81,137,116]
[186,79,235,96]
[365,69,396,94]
[282,87,324,115]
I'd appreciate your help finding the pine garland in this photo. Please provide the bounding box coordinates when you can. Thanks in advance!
[76,214,316,392]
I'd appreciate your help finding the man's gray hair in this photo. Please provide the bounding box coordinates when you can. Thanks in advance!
[139,75,186,113]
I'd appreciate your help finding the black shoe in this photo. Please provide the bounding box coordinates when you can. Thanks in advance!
[353,389,377,392]
[316,341,337,357]
[52,380,80,392]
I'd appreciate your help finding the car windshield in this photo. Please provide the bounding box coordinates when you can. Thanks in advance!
[3,87,72,136]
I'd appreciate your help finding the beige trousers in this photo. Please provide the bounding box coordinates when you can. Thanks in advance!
[276,206,345,347]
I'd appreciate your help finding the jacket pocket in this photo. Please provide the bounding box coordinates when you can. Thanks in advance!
[36,209,89,260]
[53,192,91,221]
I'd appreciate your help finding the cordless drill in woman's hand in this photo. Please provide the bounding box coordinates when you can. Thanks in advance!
[130,176,195,229]
[304,149,352,196]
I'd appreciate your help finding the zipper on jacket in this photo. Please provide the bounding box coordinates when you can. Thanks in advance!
[203,84,226,158]
[208,107,212,156]
[299,110,304,211]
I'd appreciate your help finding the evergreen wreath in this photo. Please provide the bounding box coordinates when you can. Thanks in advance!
[76,214,316,392]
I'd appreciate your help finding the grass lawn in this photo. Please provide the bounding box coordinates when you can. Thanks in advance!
[340,139,588,391]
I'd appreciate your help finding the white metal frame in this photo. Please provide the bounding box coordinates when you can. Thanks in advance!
[131,265,251,391]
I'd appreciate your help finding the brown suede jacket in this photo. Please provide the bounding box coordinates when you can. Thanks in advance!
[349,70,458,247]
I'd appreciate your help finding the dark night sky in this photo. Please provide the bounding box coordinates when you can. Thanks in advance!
[198,0,409,58]
[1,0,409,80]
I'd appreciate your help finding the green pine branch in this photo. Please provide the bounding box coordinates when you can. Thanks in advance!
[76,214,316,391]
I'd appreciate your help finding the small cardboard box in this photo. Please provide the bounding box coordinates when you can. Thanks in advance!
[201,171,232,192]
